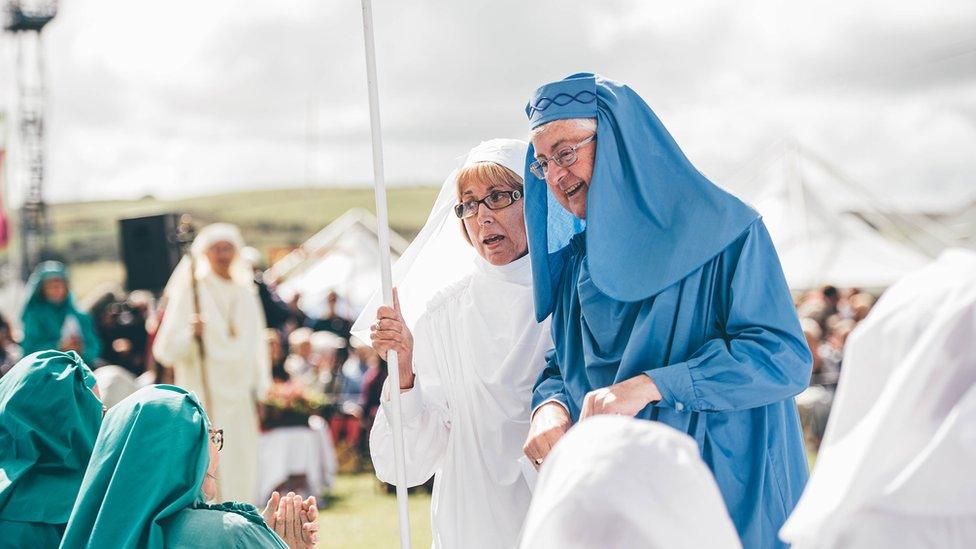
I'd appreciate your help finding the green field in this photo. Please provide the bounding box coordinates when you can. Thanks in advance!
[2,186,440,297]
[319,473,432,548]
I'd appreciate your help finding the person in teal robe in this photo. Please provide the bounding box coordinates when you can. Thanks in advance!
[0,351,103,548]
[521,74,811,549]
[59,384,317,548]
[20,261,101,366]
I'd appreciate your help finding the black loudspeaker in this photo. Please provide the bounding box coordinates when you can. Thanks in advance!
[118,214,183,293]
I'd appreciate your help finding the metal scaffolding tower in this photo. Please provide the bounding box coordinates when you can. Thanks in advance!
[4,1,57,281]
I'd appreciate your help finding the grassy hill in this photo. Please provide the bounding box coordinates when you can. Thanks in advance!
[4,186,441,297]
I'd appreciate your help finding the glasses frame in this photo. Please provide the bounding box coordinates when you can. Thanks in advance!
[529,134,597,180]
[454,189,523,219]
[209,428,224,451]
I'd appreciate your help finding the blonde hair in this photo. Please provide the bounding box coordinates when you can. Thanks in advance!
[455,162,524,244]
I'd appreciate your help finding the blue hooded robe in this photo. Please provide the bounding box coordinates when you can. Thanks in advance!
[525,73,810,549]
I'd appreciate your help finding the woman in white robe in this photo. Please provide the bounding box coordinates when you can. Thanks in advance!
[780,248,976,548]
[153,223,271,503]
[357,139,552,548]
[519,416,742,549]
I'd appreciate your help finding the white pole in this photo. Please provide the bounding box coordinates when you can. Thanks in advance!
[360,1,411,547]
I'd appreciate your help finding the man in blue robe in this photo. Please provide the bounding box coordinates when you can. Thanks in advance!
[521,73,811,549]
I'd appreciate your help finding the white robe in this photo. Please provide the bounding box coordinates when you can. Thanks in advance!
[370,254,551,549]
[153,272,270,503]
[780,249,976,548]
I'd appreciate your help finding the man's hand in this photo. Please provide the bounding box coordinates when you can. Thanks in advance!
[370,288,415,390]
[523,401,572,469]
[579,374,662,420]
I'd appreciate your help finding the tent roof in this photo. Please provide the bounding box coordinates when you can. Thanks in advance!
[267,208,408,316]
[751,171,930,290]
[726,140,955,258]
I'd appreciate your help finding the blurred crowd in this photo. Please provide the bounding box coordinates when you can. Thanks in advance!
[0,260,873,472]
[793,285,876,451]
[0,259,388,480]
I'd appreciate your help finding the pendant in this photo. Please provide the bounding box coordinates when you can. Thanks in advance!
[229,324,237,338]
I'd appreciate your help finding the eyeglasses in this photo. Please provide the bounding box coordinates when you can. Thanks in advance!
[209,428,224,451]
[454,189,523,219]
[529,135,596,179]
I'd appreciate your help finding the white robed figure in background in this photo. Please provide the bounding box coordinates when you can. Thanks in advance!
[153,223,271,503]
[355,139,552,548]
[780,248,976,548]
[520,416,742,549]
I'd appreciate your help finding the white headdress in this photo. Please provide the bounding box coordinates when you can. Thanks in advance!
[161,222,255,301]
[352,138,528,340]
[519,416,742,549]
[780,249,976,548]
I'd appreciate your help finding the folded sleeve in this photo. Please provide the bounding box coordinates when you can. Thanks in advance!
[531,347,571,415]
[648,220,812,413]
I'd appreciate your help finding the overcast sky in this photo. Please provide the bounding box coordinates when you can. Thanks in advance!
[1,0,974,209]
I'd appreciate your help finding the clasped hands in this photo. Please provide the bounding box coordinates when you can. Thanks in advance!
[523,374,662,469]
[261,491,319,548]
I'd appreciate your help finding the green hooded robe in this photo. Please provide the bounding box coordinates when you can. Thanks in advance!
[59,385,287,548]
[20,261,101,367]
[0,351,102,548]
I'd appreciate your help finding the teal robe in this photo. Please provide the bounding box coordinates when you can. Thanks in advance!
[0,351,102,548]
[20,261,101,366]
[60,385,286,549]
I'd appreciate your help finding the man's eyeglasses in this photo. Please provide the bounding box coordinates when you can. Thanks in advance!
[529,135,596,179]
[209,428,224,451]
[454,189,523,219]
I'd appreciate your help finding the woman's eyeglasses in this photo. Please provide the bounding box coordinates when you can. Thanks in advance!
[529,134,596,179]
[209,428,224,451]
[454,189,523,219]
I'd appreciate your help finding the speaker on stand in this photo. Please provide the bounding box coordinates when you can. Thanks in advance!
[118,213,183,295]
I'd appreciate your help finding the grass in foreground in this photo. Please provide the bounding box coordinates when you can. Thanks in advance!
[318,473,432,548]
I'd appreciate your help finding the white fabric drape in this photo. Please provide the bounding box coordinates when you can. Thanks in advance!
[366,139,554,548]
[153,223,271,503]
[519,416,742,549]
[780,249,976,548]
[370,253,551,549]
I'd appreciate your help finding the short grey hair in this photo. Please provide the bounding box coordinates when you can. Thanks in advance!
[529,118,597,141]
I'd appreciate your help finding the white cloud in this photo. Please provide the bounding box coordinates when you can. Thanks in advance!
[0,0,971,209]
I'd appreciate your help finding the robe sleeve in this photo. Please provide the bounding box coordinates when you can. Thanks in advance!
[20,313,57,357]
[647,220,812,413]
[369,315,451,487]
[152,282,195,367]
[530,348,571,415]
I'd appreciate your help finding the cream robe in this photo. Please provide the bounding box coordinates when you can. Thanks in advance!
[153,272,270,503]
[370,254,551,549]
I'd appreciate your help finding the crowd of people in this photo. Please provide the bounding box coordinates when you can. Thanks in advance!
[793,285,877,450]
[0,240,387,496]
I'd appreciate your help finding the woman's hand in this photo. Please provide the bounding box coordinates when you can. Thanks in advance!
[271,492,319,548]
[370,288,415,390]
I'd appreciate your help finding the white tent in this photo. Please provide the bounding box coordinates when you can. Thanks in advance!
[725,140,954,259]
[266,208,409,319]
[750,168,930,290]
